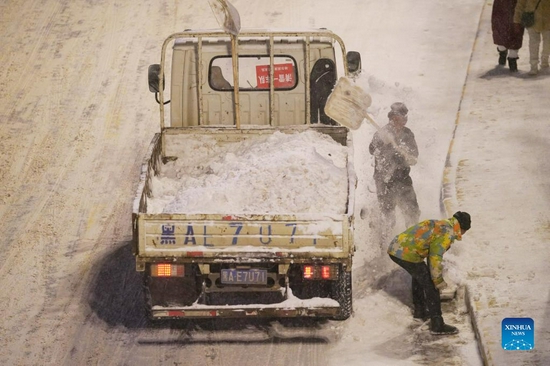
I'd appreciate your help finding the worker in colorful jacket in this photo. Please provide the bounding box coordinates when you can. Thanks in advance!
[387,211,471,335]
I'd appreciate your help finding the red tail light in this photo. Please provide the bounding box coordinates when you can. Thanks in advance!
[302,264,339,280]
[321,265,331,279]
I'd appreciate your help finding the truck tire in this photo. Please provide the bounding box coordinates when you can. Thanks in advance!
[331,269,352,320]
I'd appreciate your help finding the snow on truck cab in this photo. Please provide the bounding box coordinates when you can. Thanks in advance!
[133,28,362,320]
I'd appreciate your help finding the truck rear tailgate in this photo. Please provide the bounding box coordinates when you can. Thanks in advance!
[135,212,353,261]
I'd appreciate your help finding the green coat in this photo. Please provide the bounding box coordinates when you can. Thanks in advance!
[514,0,550,32]
[387,217,462,286]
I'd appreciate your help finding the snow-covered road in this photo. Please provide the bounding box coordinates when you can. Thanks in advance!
[1,0,520,364]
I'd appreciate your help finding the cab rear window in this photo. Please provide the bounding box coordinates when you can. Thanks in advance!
[209,55,298,91]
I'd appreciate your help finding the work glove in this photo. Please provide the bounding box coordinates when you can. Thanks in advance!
[435,281,448,291]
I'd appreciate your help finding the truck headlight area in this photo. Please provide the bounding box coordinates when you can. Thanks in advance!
[302,264,339,280]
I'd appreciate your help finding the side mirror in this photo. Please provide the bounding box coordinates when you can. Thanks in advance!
[148,64,164,93]
[346,51,362,74]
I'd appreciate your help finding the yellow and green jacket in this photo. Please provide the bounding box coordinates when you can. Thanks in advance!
[387,217,462,285]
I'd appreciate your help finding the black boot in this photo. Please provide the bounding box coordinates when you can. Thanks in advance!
[430,316,459,335]
[508,57,518,72]
[498,49,508,65]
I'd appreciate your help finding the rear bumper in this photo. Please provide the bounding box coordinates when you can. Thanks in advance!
[150,290,342,319]
[151,304,339,319]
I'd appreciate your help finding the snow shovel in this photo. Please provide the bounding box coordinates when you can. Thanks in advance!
[208,0,242,127]
[325,77,374,130]
[439,284,457,301]
[325,77,417,164]
[207,0,241,36]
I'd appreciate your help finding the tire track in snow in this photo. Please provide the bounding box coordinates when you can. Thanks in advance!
[0,1,154,364]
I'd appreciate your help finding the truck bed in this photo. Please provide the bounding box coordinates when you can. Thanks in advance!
[133,125,355,264]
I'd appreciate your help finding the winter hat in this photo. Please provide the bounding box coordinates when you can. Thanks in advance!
[453,211,471,231]
[388,102,408,118]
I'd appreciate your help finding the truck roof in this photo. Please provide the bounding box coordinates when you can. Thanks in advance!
[172,28,341,45]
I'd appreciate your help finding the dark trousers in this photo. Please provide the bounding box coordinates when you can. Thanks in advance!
[375,175,420,229]
[389,254,442,318]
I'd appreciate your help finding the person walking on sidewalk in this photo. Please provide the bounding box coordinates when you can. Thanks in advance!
[514,0,550,75]
[369,102,420,240]
[492,0,525,72]
[387,211,472,335]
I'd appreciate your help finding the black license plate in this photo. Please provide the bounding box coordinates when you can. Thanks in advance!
[221,269,268,285]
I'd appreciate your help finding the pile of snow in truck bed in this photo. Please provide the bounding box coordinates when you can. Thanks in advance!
[146,129,349,214]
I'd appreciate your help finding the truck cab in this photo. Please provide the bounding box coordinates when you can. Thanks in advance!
[149,29,361,127]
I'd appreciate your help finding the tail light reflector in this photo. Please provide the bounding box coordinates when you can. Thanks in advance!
[151,263,185,277]
[321,265,331,279]
[302,264,339,280]
[303,265,314,279]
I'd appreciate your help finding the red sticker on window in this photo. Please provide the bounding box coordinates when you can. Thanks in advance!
[256,63,295,89]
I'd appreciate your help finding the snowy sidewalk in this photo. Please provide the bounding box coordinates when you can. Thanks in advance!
[444,1,550,364]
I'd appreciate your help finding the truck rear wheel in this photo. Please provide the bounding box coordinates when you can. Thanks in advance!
[331,269,352,320]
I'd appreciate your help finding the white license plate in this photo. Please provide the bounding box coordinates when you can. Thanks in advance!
[221,269,268,285]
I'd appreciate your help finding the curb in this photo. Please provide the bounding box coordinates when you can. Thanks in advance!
[438,1,491,365]
[464,285,492,366]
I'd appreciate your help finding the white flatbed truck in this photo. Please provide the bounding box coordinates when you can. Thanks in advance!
[132,28,362,320]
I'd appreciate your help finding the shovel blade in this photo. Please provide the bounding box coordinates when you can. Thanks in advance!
[208,0,241,35]
[439,287,457,301]
[325,77,372,130]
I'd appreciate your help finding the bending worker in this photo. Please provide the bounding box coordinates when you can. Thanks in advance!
[387,211,472,335]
